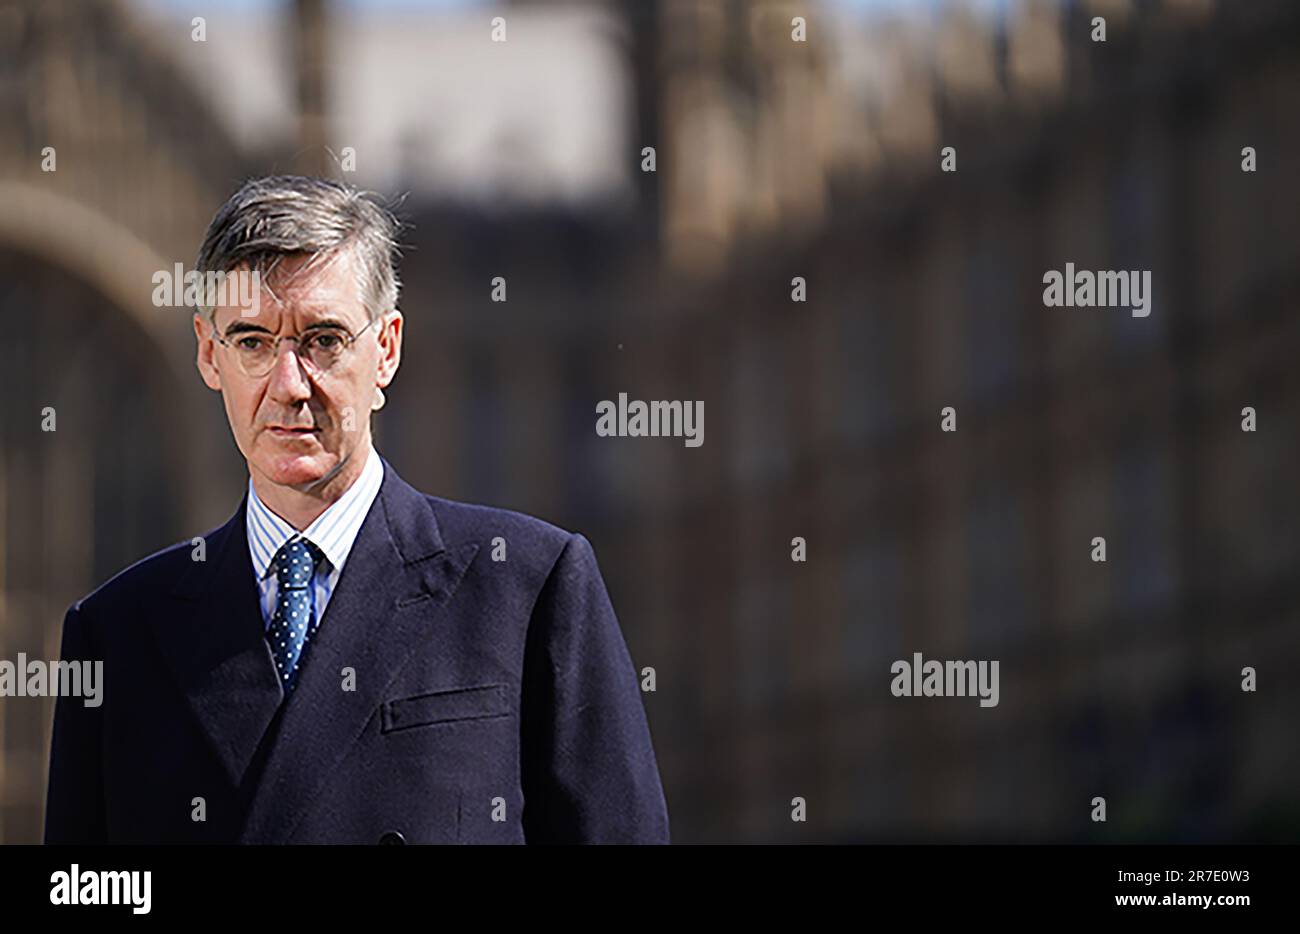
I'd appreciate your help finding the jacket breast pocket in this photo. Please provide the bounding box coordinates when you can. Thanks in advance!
[380,683,511,733]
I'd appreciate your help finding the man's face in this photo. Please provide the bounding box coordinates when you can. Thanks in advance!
[193,248,403,494]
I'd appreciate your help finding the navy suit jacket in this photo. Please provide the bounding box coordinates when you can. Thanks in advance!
[44,458,670,844]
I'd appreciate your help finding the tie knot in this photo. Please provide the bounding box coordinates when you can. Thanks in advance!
[273,538,320,590]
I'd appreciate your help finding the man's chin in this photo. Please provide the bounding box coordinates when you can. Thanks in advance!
[254,444,339,491]
[263,459,333,489]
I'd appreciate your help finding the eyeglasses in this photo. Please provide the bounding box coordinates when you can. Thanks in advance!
[212,318,378,378]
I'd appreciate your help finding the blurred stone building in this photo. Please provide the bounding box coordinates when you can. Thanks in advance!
[0,0,1296,843]
[607,0,1300,841]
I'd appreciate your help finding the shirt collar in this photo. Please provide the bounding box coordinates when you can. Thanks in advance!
[245,443,385,582]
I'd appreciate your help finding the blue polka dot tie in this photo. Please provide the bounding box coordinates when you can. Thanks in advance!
[268,538,323,696]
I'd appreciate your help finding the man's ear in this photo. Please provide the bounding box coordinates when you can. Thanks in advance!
[194,312,223,391]
[375,310,403,389]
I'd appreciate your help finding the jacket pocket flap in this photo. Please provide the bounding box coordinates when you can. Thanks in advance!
[381,684,509,732]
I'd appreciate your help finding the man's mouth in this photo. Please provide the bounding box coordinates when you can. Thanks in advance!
[267,426,319,436]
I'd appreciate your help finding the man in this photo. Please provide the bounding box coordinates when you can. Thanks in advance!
[44,175,670,844]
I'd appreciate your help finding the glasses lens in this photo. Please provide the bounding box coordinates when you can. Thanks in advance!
[302,330,349,371]
[236,336,276,377]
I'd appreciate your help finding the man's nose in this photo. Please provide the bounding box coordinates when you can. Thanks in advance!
[265,341,312,402]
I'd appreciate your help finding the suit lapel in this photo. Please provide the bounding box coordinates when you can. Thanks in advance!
[239,459,479,844]
[159,497,285,791]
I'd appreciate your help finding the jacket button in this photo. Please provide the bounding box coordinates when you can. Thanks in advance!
[379,831,406,845]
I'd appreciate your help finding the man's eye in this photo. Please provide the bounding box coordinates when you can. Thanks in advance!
[310,332,344,350]
[236,336,268,351]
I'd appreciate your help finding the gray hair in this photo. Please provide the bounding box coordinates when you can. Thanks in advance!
[195,175,402,322]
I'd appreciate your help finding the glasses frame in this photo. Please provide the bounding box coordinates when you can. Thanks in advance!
[211,316,380,378]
